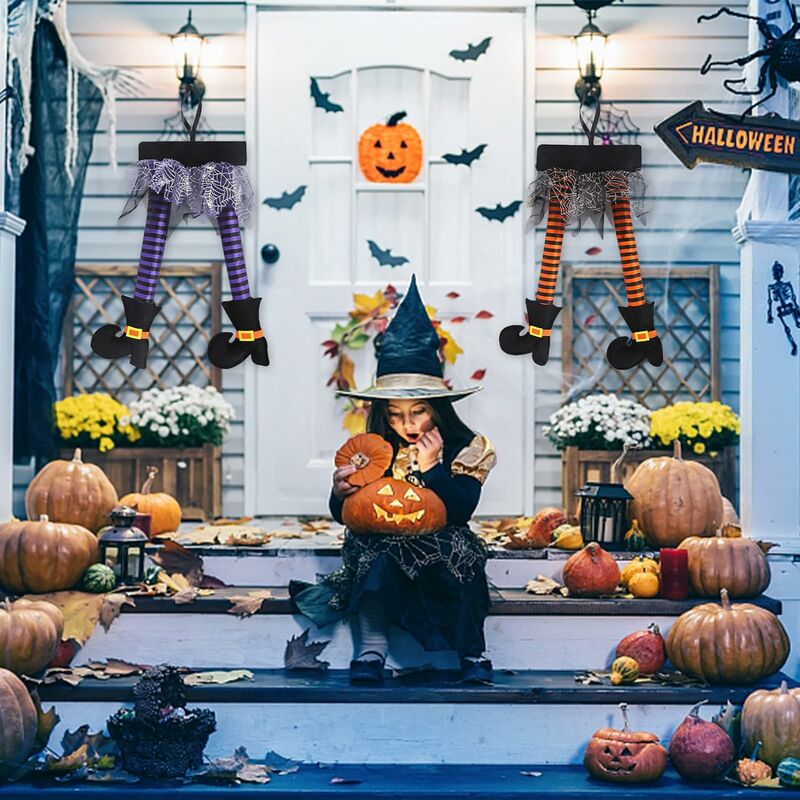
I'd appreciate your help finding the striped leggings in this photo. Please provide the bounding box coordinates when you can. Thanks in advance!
[133,191,252,303]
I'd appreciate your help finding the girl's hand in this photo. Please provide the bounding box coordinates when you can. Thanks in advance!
[332,464,360,500]
[416,427,443,472]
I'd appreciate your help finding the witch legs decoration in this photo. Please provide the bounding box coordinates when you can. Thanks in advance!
[91,104,268,371]
[499,106,662,371]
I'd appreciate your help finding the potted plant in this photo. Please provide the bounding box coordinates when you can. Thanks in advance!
[56,386,234,520]
[547,394,738,517]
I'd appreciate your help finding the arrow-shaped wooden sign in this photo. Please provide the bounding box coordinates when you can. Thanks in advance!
[655,101,800,175]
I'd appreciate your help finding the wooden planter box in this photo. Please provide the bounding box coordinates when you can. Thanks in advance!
[62,444,222,521]
[561,445,737,519]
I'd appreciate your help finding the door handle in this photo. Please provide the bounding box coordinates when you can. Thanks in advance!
[261,244,280,264]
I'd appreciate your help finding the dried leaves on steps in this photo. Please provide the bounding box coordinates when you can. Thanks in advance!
[149,540,226,588]
[20,592,135,646]
[186,747,270,785]
[525,576,568,597]
[574,669,709,688]
[184,670,254,686]
[32,691,59,749]
[227,590,274,617]
[39,659,146,687]
[284,628,330,671]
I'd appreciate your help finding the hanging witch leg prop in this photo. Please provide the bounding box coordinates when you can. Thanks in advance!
[499,104,662,370]
[90,102,268,370]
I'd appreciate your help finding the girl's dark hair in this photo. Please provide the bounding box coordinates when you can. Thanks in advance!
[367,398,475,466]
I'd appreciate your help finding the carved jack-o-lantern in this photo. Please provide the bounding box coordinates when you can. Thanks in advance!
[583,704,668,784]
[342,477,446,535]
[358,111,423,184]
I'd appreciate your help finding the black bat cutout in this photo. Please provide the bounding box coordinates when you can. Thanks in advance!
[442,144,487,167]
[449,37,492,62]
[476,200,522,223]
[263,185,307,210]
[310,77,344,113]
[367,240,409,268]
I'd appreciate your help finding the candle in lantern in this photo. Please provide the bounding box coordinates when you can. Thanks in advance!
[659,548,689,600]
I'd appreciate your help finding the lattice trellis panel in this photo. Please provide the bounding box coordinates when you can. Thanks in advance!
[62,264,222,403]
[561,265,720,408]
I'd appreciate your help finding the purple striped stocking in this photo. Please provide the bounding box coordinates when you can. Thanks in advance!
[133,191,171,302]
[218,206,252,300]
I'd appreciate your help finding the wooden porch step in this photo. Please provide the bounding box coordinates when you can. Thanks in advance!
[73,588,782,672]
[2,765,789,797]
[39,670,797,765]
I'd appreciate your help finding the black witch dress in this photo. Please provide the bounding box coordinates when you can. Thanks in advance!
[289,434,497,658]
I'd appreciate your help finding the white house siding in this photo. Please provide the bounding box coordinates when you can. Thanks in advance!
[532,0,748,510]
[11,0,747,517]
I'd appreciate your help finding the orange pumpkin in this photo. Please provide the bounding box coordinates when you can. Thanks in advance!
[119,466,182,536]
[342,477,446,535]
[358,111,423,183]
[0,599,64,676]
[0,515,99,593]
[626,440,723,547]
[0,668,37,778]
[583,703,667,783]
[562,542,621,597]
[25,448,118,533]
[334,434,393,487]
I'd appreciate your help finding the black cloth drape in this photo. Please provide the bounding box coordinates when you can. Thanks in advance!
[11,20,103,462]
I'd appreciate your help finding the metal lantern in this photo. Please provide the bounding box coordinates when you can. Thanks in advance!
[574,13,608,105]
[169,10,207,107]
[576,482,632,549]
[98,505,148,585]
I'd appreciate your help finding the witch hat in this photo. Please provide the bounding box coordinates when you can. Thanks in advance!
[336,275,482,402]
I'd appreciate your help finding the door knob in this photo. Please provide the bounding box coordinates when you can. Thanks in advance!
[261,244,280,264]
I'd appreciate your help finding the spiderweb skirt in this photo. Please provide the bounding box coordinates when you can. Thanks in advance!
[289,524,491,658]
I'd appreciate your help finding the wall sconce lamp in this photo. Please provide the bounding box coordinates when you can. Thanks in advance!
[170,10,208,108]
[574,10,608,106]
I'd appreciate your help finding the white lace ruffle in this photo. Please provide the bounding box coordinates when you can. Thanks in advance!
[122,158,254,227]
[528,167,647,233]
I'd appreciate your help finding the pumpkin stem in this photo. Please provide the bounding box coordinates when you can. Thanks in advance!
[720,587,731,610]
[689,699,708,718]
[648,622,661,636]
[750,741,763,762]
[141,467,158,495]
[619,702,630,732]
[722,524,741,539]
[780,680,789,694]
[387,111,407,127]
[72,448,83,463]
[38,514,50,522]
[673,439,683,460]
[611,444,629,484]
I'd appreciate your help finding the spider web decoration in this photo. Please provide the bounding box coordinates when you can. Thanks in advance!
[572,103,640,146]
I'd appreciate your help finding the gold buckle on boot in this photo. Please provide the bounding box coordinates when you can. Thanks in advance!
[632,329,657,343]
[124,326,149,340]
[528,325,552,338]
[236,329,264,342]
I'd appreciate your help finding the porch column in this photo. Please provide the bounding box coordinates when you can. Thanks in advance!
[732,0,800,547]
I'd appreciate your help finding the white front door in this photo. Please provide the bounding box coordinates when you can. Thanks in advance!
[249,5,530,516]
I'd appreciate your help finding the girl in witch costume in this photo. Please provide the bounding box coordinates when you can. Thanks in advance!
[91,103,268,371]
[290,276,497,684]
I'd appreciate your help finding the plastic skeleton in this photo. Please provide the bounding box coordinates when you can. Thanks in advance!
[767,260,800,356]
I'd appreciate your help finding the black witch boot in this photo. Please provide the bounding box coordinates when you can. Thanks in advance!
[208,297,270,369]
[91,295,161,370]
[499,299,561,366]
[606,302,663,370]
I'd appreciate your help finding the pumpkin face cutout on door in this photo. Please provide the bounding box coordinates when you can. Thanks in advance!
[342,477,446,535]
[358,111,423,183]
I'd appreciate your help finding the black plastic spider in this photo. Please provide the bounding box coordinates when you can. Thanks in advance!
[698,0,800,116]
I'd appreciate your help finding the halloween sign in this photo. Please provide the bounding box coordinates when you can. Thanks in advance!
[263,185,306,210]
[367,240,409,268]
[655,101,800,174]
[443,144,487,167]
[449,36,492,62]
[358,111,423,183]
[310,77,344,113]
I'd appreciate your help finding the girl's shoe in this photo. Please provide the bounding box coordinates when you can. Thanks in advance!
[460,656,494,684]
[349,652,386,684]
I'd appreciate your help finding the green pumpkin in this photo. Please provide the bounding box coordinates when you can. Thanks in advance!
[778,758,800,787]
[81,563,117,593]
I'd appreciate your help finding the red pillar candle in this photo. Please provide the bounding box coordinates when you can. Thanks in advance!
[659,548,689,600]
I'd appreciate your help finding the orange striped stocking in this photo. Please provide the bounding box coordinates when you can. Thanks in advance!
[610,197,646,307]
[535,195,567,304]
